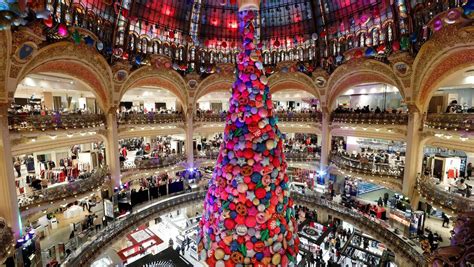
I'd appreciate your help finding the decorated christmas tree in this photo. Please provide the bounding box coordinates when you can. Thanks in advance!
[198,9,300,267]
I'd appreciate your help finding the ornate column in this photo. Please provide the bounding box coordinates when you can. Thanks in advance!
[105,108,121,188]
[198,4,300,266]
[403,105,423,200]
[185,108,194,167]
[0,104,21,237]
[319,110,331,172]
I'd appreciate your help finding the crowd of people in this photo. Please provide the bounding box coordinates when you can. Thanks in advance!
[333,104,406,114]
[119,106,183,116]
[444,100,474,113]
[284,134,321,155]
[8,102,95,116]
[119,137,183,168]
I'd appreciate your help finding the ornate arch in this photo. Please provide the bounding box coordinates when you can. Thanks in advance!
[0,27,12,103]
[411,26,474,112]
[193,73,233,106]
[13,42,113,111]
[326,59,405,109]
[268,71,321,100]
[119,66,188,109]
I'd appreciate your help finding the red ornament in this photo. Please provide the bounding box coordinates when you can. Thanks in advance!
[43,15,53,28]
[221,41,227,48]
[376,44,386,54]
[273,40,280,47]
[392,41,400,51]
[354,50,363,58]
[169,31,175,39]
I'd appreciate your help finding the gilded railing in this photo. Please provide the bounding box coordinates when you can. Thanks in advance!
[417,175,474,213]
[425,113,474,132]
[331,112,408,125]
[8,114,106,132]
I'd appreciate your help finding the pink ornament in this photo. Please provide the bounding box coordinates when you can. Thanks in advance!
[58,24,68,37]
[433,19,443,31]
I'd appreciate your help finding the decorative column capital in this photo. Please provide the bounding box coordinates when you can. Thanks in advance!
[107,105,119,115]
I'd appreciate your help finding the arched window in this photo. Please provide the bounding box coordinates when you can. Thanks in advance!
[114,31,123,46]
[308,46,314,61]
[140,38,148,54]
[209,51,215,64]
[55,1,62,23]
[190,47,196,61]
[178,47,184,61]
[128,34,136,52]
[359,32,366,47]
[163,44,170,57]
[372,28,380,46]
[387,23,393,42]
[272,51,278,64]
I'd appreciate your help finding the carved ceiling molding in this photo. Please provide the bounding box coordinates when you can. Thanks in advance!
[0,28,11,103]
[330,128,406,141]
[411,25,474,110]
[193,73,234,105]
[326,58,405,109]
[268,71,321,100]
[423,137,474,154]
[119,66,188,109]
[13,42,113,110]
[11,134,107,155]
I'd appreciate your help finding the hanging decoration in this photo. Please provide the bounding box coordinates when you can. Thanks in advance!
[198,9,299,267]
[57,24,68,37]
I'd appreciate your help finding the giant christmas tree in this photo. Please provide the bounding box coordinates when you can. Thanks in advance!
[198,8,299,267]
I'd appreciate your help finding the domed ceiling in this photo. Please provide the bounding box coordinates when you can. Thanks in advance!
[64,0,391,49]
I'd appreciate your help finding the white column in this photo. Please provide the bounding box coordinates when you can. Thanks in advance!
[320,112,331,172]
[105,110,121,188]
[0,104,21,237]
[403,110,423,198]
[185,112,194,167]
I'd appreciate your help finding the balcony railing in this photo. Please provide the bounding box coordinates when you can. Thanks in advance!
[0,217,14,263]
[331,153,404,179]
[194,150,220,160]
[285,151,320,162]
[331,113,408,125]
[194,113,226,123]
[121,155,186,171]
[194,111,322,124]
[63,190,426,267]
[417,175,474,213]
[18,168,109,211]
[293,192,426,266]
[118,113,184,125]
[425,113,474,132]
[63,191,207,267]
[275,112,322,123]
[194,150,320,163]
[8,114,106,132]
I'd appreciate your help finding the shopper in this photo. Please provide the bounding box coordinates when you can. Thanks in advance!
[442,213,450,228]
[383,192,389,206]
[377,196,383,207]
[467,163,472,180]
[14,158,21,178]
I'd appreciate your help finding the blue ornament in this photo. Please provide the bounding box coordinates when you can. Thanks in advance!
[84,36,94,46]
[365,47,376,57]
